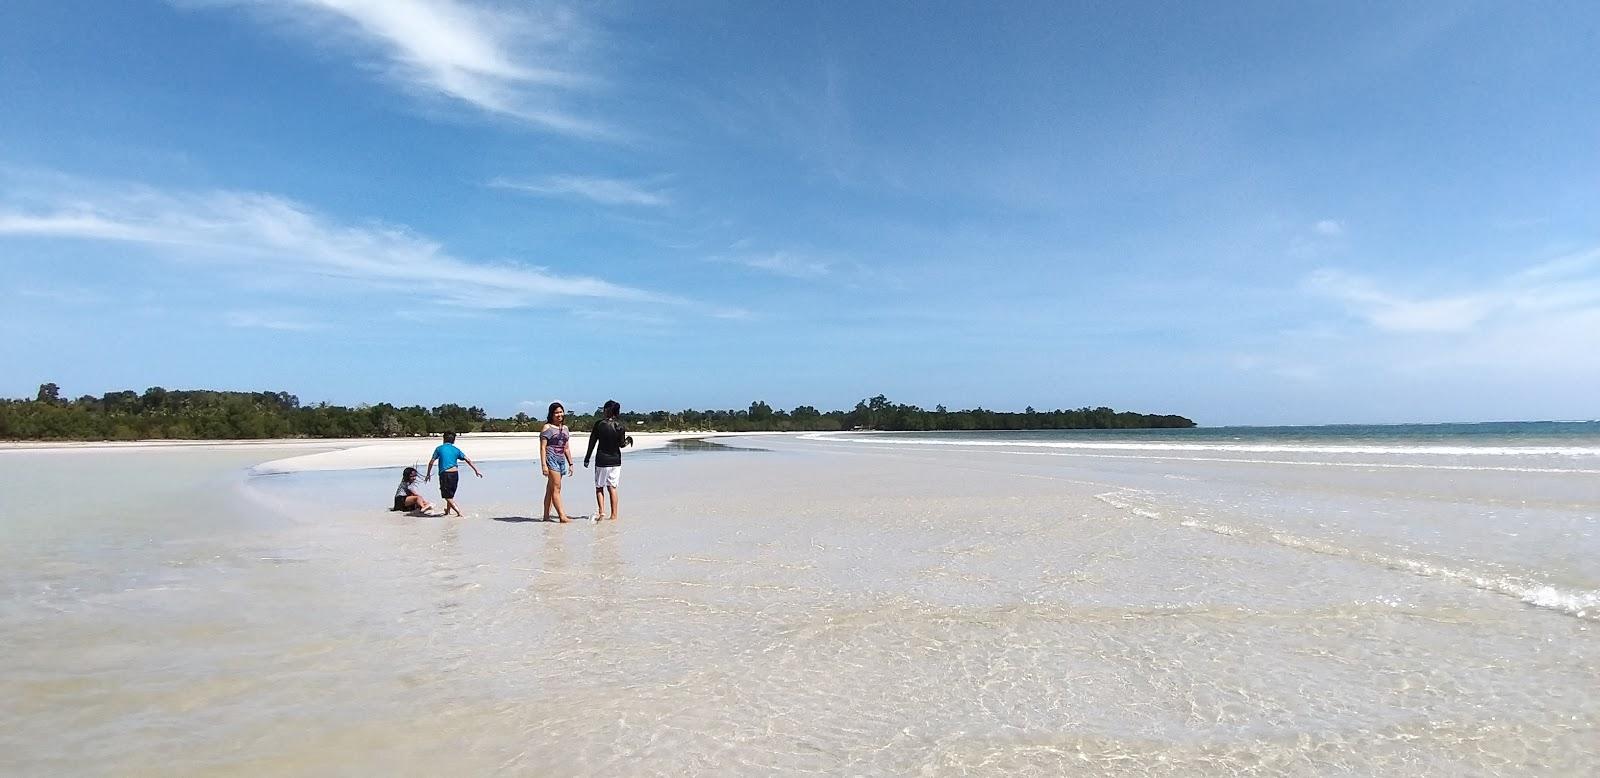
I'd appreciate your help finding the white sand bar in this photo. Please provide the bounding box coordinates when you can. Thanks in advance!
[248,431,757,474]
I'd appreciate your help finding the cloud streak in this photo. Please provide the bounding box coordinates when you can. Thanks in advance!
[1307,269,1492,333]
[0,180,670,309]
[490,175,669,207]
[1308,249,1600,335]
[192,0,612,138]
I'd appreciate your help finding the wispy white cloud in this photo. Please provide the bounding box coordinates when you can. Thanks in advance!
[1212,247,1600,418]
[1307,268,1493,333]
[0,179,671,309]
[0,213,171,243]
[1307,249,1600,335]
[187,0,612,138]
[489,175,669,207]
[1313,219,1345,237]
[1512,247,1600,284]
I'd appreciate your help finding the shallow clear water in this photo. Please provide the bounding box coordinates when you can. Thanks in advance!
[2,433,1597,775]
[888,420,1600,449]
[819,425,1600,616]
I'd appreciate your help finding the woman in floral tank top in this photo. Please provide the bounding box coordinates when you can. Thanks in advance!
[539,402,575,523]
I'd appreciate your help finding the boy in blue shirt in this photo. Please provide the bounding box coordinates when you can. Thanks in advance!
[425,431,483,517]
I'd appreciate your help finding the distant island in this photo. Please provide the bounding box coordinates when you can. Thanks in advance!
[0,383,1195,441]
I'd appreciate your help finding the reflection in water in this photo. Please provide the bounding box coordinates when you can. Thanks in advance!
[429,522,467,619]
[660,437,767,454]
[591,525,624,604]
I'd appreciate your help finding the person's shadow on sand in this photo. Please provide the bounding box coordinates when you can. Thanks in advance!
[491,515,593,523]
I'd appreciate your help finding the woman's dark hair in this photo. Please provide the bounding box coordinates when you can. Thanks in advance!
[546,402,565,423]
[603,400,621,418]
[403,466,419,481]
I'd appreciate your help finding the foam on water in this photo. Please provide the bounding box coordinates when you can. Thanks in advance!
[1163,516,1600,621]
[1095,489,1600,620]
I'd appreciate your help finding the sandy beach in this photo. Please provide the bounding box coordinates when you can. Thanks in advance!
[0,431,715,467]
[246,431,724,475]
[2,432,1597,775]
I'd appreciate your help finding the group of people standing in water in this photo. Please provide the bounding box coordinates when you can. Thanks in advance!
[390,400,632,523]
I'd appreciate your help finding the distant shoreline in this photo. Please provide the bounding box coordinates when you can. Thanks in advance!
[7,419,1599,450]
[0,430,767,453]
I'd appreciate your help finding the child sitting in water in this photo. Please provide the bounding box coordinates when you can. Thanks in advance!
[391,466,432,513]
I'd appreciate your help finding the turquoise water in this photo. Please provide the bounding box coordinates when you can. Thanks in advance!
[889,420,1600,449]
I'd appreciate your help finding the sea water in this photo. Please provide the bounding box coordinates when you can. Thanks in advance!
[2,427,1596,775]
[813,422,1600,616]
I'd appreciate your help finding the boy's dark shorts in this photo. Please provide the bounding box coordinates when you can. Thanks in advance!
[392,494,409,511]
[439,470,460,499]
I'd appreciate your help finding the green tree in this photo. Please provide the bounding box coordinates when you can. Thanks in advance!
[0,386,1194,441]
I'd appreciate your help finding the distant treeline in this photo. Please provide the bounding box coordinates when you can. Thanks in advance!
[0,384,1194,440]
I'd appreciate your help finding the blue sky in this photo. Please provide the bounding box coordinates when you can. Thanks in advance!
[2,1,1596,425]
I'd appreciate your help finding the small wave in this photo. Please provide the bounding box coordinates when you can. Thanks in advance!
[1092,492,1162,520]
[1173,518,1599,620]
[1522,586,1600,616]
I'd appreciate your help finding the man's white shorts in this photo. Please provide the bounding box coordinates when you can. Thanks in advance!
[594,466,621,489]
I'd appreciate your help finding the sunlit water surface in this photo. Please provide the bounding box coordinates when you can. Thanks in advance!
[2,433,1597,775]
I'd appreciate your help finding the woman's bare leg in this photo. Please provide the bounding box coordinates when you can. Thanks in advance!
[551,470,570,523]
[543,477,555,520]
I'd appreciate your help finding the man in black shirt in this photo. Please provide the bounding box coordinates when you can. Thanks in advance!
[583,399,630,521]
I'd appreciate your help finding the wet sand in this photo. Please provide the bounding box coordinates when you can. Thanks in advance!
[2,435,1596,775]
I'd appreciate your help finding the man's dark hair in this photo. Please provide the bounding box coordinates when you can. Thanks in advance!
[443,431,457,443]
[603,400,621,418]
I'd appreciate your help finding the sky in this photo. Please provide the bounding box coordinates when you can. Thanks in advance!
[1,1,1597,426]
